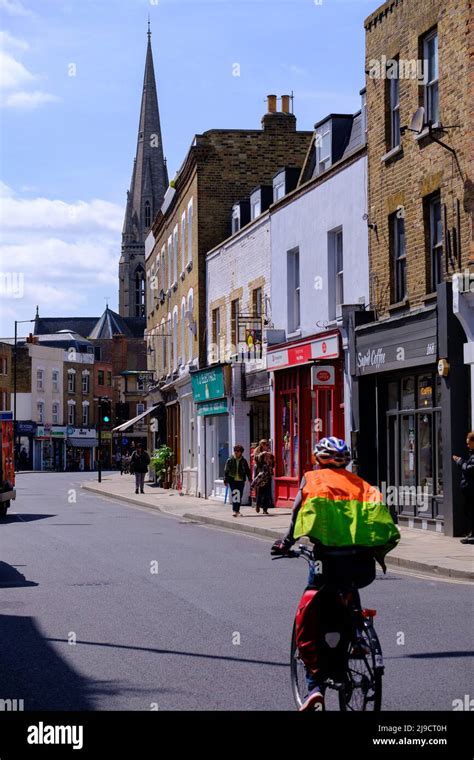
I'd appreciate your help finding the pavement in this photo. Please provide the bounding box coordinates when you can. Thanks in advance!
[82,472,474,581]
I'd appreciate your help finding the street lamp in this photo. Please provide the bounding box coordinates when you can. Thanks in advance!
[13,318,36,458]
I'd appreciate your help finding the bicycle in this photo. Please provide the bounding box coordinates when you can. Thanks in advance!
[273,544,384,711]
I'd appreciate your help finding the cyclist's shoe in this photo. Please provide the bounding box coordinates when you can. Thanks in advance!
[299,687,325,712]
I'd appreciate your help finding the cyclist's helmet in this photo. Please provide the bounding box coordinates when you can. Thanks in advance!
[313,437,351,468]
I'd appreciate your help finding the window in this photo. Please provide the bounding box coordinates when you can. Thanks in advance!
[187,291,194,363]
[316,123,331,174]
[82,371,90,394]
[167,236,172,288]
[0,357,7,375]
[232,206,240,234]
[187,199,193,265]
[144,201,151,228]
[52,402,59,425]
[37,401,44,424]
[252,287,262,318]
[136,403,145,415]
[107,371,112,386]
[181,298,186,365]
[36,369,44,391]
[67,402,75,426]
[173,225,178,283]
[135,266,145,317]
[273,173,285,202]
[390,214,406,302]
[172,309,178,370]
[137,376,145,391]
[389,67,400,149]
[231,298,239,352]
[98,369,104,385]
[68,369,76,393]
[287,248,300,333]
[52,369,59,393]
[82,401,89,426]
[212,307,221,360]
[161,245,166,291]
[181,212,186,274]
[428,193,443,291]
[250,195,261,220]
[335,230,344,313]
[422,30,439,124]
[161,319,167,374]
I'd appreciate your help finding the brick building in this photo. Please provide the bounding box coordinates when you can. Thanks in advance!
[351,0,472,535]
[0,342,12,412]
[145,95,312,494]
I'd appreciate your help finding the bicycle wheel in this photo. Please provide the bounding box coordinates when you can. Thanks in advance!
[290,622,309,709]
[339,625,383,711]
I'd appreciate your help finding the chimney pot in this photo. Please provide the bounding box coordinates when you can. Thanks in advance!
[281,94,291,113]
[267,94,277,113]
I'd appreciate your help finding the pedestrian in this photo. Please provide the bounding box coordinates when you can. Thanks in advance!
[115,449,122,470]
[252,440,275,515]
[224,444,251,517]
[130,443,150,494]
[453,431,474,544]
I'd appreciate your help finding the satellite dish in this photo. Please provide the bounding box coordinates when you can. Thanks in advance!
[409,106,425,134]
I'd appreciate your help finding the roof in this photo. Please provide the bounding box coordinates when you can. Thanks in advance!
[34,310,145,341]
[34,317,99,337]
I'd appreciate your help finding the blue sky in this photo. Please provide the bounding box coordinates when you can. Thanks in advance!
[0,0,376,336]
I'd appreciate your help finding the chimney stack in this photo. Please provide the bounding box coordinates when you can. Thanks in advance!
[267,94,277,113]
[281,94,291,113]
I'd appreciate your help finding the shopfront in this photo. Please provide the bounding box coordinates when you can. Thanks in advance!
[268,331,344,506]
[16,421,36,470]
[51,426,67,470]
[177,373,198,496]
[66,428,98,471]
[354,307,444,526]
[193,365,231,499]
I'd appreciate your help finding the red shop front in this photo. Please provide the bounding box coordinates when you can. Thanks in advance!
[268,331,344,507]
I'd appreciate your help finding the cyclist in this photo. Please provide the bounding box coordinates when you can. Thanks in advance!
[272,436,400,711]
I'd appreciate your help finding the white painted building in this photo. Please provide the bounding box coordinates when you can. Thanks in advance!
[202,210,271,499]
[268,99,370,505]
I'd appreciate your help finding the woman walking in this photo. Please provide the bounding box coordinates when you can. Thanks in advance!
[252,439,275,515]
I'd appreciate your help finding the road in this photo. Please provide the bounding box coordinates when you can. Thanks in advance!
[0,472,472,711]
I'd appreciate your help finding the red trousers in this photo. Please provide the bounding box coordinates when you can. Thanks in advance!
[295,587,353,684]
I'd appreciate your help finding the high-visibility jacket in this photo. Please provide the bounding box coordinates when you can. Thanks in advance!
[293,468,400,568]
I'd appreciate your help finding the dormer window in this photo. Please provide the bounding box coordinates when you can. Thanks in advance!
[273,172,285,202]
[232,205,241,234]
[251,195,261,220]
[316,122,332,174]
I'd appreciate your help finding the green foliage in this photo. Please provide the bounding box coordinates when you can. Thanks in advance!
[150,445,174,477]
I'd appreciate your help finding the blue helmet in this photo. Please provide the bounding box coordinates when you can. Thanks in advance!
[313,436,351,468]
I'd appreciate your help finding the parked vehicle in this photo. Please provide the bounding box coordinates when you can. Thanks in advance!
[0,412,16,517]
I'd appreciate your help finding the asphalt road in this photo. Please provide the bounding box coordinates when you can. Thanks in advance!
[0,472,472,711]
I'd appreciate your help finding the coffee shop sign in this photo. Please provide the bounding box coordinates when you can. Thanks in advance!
[357,348,386,371]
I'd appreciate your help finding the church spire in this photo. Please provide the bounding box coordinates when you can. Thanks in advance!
[119,25,168,318]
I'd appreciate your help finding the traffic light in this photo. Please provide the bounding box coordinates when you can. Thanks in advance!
[99,398,112,427]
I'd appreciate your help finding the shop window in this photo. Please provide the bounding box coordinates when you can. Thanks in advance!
[387,380,399,410]
[217,415,229,480]
[418,412,433,496]
[417,374,433,408]
[280,393,299,478]
[401,376,415,409]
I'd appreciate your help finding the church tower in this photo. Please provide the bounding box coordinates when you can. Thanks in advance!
[119,23,168,317]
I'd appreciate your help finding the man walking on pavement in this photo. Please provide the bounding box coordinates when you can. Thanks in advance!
[224,444,251,517]
[453,431,474,544]
[130,443,150,494]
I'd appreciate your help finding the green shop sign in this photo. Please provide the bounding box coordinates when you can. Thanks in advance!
[196,399,228,417]
[191,367,225,402]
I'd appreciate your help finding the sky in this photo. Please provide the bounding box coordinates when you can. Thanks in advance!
[0,0,376,339]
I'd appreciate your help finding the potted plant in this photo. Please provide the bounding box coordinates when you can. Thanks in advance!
[151,445,174,488]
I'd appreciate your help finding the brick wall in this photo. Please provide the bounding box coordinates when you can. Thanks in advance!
[365,0,472,316]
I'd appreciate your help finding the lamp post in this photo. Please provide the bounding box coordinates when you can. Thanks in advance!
[13,318,35,460]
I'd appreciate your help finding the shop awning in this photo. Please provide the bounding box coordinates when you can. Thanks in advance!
[68,438,98,448]
[112,405,159,433]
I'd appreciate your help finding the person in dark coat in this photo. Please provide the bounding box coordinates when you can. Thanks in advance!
[224,445,251,516]
[252,439,275,515]
[130,443,150,494]
[453,431,474,544]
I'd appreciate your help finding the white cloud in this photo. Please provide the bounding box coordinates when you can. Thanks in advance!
[0,184,124,326]
[3,89,59,108]
[0,30,29,51]
[0,49,35,89]
[0,0,35,18]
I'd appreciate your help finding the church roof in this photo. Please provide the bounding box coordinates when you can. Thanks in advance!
[34,310,145,341]
[88,308,145,340]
